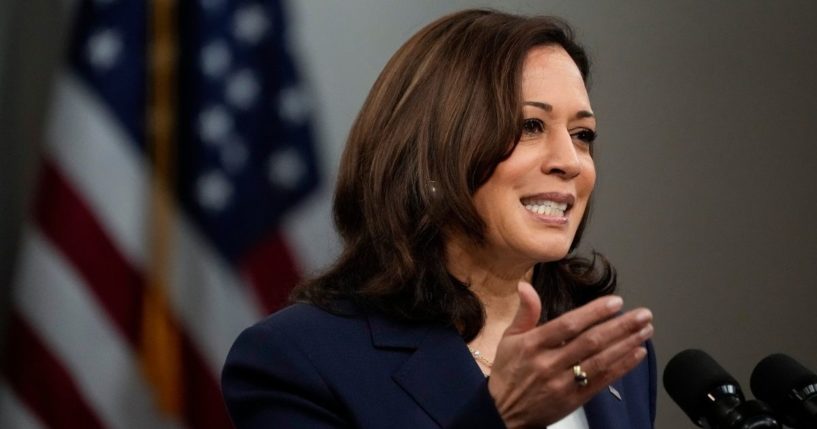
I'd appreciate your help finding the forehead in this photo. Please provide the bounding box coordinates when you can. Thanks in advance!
[520,45,588,103]
[522,45,583,80]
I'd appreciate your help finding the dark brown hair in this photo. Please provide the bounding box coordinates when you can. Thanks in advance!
[293,9,615,341]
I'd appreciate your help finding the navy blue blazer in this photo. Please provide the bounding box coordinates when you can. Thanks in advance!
[222,302,656,428]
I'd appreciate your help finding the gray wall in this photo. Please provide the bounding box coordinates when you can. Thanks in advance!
[2,1,816,428]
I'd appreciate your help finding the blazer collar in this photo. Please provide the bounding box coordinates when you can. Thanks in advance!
[368,312,632,428]
[368,310,431,349]
[368,313,486,427]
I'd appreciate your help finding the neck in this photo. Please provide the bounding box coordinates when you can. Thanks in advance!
[445,236,534,332]
[446,235,537,375]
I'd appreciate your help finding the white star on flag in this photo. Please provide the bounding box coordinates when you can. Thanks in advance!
[268,147,305,190]
[199,105,234,145]
[201,40,232,79]
[278,85,310,125]
[226,69,261,109]
[87,29,123,70]
[233,5,270,44]
[197,170,233,211]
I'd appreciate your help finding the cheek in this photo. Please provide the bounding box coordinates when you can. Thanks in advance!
[471,184,503,228]
[571,159,596,220]
[581,158,597,196]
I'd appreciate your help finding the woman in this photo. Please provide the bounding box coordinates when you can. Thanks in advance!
[222,9,655,428]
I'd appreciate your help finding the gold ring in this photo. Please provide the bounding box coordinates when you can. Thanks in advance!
[573,364,589,387]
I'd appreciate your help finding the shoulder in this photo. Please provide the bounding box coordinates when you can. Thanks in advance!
[257,300,362,329]
[247,301,362,335]
[225,302,370,369]
[221,302,371,428]
[222,302,471,428]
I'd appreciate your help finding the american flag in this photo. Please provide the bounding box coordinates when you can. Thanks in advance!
[0,0,318,427]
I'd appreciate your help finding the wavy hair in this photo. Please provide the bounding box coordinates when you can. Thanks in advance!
[293,9,615,341]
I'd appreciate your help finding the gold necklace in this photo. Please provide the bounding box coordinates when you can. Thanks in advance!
[467,345,494,369]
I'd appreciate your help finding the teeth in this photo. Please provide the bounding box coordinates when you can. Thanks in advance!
[524,200,567,217]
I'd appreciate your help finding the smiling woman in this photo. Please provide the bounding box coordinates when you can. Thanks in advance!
[222,9,655,429]
[464,45,598,271]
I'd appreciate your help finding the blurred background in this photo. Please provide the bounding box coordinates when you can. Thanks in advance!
[1,0,815,428]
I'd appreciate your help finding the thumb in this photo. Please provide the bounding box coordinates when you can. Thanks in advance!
[503,281,542,337]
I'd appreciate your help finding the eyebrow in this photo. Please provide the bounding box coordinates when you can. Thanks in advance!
[523,101,595,119]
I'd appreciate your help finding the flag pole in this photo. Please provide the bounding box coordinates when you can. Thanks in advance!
[143,0,182,416]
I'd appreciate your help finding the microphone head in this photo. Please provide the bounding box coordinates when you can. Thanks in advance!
[664,349,742,424]
[751,353,817,406]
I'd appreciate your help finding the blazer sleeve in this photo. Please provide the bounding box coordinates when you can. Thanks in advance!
[221,322,351,429]
[647,339,658,427]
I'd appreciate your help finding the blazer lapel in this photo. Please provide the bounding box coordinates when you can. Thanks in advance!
[368,313,635,428]
[583,379,632,429]
[368,314,485,427]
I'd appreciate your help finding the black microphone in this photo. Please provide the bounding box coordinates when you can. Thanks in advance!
[750,353,817,429]
[664,349,781,428]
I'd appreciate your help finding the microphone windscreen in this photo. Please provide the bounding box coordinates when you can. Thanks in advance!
[663,349,740,422]
[751,353,817,404]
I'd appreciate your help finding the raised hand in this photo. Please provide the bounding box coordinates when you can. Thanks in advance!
[488,281,653,427]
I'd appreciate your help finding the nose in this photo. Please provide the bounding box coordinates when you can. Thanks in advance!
[541,128,581,179]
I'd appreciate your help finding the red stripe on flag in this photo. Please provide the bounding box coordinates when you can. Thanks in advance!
[34,159,144,344]
[239,229,300,313]
[181,334,235,429]
[30,159,234,427]
[3,310,106,429]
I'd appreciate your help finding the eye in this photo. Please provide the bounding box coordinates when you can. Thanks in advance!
[521,118,545,136]
[572,129,597,145]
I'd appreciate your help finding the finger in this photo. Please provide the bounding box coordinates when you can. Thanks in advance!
[580,345,649,392]
[528,295,624,347]
[547,343,649,408]
[503,281,542,337]
[573,321,653,385]
[556,308,652,367]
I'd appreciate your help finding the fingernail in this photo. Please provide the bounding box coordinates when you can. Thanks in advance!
[635,309,652,323]
[635,347,647,359]
[606,296,623,310]
[639,324,653,339]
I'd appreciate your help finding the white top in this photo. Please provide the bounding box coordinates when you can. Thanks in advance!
[549,406,589,429]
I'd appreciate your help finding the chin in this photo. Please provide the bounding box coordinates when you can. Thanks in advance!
[522,231,576,262]
[523,243,572,264]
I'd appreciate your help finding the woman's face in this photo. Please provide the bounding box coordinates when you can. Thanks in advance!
[472,45,596,265]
